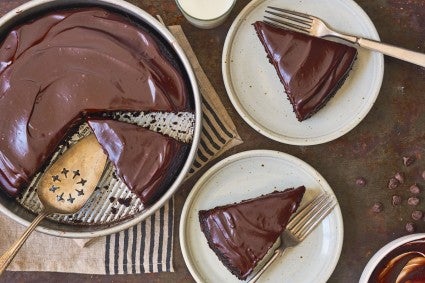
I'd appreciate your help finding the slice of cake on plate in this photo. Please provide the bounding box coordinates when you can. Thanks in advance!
[198,186,305,280]
[253,21,357,121]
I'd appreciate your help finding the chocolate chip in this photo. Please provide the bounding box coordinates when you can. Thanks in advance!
[355,177,367,187]
[412,210,423,221]
[394,172,404,184]
[403,156,416,167]
[388,177,400,189]
[409,184,421,194]
[392,195,402,206]
[408,196,420,206]
[111,207,118,214]
[371,202,383,213]
[405,222,416,233]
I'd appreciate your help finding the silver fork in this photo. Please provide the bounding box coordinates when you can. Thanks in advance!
[248,192,336,283]
[264,6,425,68]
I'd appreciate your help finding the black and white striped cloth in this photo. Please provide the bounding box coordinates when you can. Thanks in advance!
[105,198,174,274]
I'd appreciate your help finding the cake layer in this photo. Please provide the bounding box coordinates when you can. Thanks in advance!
[89,119,189,205]
[253,21,357,121]
[199,186,305,280]
[0,8,191,197]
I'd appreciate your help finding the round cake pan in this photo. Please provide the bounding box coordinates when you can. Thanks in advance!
[0,0,202,238]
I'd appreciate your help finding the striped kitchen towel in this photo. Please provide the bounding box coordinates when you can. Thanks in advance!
[0,201,174,274]
[104,199,175,274]
[0,25,242,275]
[169,25,243,178]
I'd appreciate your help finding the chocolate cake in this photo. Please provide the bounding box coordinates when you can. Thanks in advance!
[0,8,192,200]
[88,119,189,205]
[253,21,357,121]
[199,186,305,280]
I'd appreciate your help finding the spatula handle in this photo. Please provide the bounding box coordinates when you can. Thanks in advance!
[0,210,50,276]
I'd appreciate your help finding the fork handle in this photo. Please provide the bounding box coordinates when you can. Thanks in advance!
[356,38,425,68]
[248,249,284,283]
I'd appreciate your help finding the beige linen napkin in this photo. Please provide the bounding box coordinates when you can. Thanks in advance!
[0,25,242,274]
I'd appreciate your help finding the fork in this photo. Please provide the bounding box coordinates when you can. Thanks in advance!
[247,192,336,283]
[264,6,425,68]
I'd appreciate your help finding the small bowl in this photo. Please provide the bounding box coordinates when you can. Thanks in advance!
[175,0,236,29]
[360,233,425,283]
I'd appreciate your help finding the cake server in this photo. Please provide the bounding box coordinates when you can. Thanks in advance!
[0,134,107,275]
[264,6,425,68]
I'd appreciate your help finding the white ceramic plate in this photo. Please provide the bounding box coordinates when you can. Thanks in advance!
[180,150,343,282]
[360,233,425,283]
[222,0,384,145]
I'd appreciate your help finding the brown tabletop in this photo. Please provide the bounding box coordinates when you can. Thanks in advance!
[1,0,425,282]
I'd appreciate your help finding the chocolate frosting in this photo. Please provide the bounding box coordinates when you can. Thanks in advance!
[88,119,189,205]
[369,238,425,283]
[0,8,191,197]
[198,186,305,280]
[253,21,357,121]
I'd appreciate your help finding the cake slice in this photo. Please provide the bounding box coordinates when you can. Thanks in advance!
[253,21,357,121]
[88,119,189,205]
[199,186,305,280]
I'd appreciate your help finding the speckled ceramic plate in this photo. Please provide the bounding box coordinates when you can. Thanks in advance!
[180,150,343,282]
[222,0,384,145]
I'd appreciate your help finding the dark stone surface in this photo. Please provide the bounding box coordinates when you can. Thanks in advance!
[1,0,425,282]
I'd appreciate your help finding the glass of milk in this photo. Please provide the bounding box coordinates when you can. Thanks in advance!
[175,0,236,29]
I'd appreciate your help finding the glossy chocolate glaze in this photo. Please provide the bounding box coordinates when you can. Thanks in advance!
[198,186,305,280]
[369,238,425,283]
[0,8,191,197]
[253,21,357,121]
[89,119,189,205]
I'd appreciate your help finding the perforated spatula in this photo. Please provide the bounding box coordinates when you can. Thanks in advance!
[0,134,107,275]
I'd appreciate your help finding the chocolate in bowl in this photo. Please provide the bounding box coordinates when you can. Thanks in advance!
[360,234,425,283]
[0,0,201,238]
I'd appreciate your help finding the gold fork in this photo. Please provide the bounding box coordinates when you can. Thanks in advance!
[248,192,337,283]
[265,6,425,68]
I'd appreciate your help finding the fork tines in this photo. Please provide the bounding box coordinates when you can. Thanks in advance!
[287,193,336,241]
[264,6,312,34]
